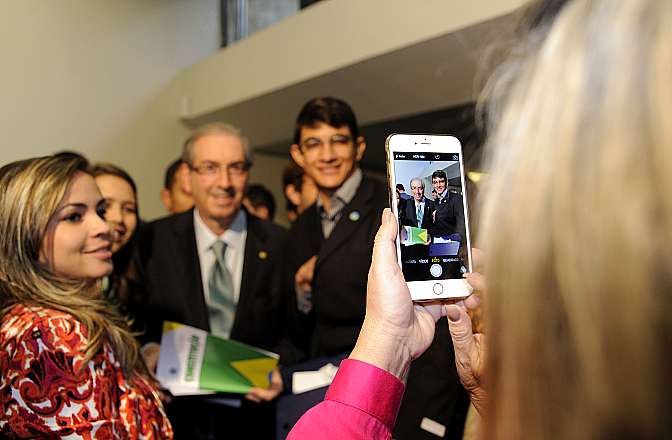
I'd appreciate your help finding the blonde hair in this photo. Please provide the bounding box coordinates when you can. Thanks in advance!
[0,154,149,379]
[480,0,672,438]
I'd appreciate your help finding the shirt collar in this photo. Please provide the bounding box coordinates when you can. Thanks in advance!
[438,189,448,199]
[316,168,362,209]
[194,208,247,255]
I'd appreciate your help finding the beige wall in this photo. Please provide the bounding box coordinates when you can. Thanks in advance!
[0,0,220,219]
[179,0,528,120]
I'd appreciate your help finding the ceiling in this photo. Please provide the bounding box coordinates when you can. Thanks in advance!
[183,11,518,172]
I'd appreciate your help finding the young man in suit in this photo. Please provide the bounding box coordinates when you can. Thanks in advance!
[288,97,469,439]
[430,169,466,246]
[288,97,387,355]
[138,122,287,439]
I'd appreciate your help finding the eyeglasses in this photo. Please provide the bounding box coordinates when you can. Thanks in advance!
[300,134,353,154]
[190,161,250,177]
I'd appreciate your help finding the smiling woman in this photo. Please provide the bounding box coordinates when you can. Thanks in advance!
[90,163,144,322]
[0,153,172,439]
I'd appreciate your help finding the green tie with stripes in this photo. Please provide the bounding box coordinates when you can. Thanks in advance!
[208,240,235,338]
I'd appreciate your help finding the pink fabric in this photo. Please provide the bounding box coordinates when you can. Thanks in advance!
[288,359,405,440]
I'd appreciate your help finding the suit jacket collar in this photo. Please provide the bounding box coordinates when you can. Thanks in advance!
[169,209,202,288]
[316,175,379,264]
[167,209,210,330]
[233,212,269,336]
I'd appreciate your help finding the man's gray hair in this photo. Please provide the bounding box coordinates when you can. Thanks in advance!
[182,122,252,166]
[410,177,424,188]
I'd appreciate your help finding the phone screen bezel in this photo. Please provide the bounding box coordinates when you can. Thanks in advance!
[385,133,473,301]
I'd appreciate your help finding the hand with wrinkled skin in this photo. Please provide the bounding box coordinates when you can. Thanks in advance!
[445,248,487,414]
[350,209,444,382]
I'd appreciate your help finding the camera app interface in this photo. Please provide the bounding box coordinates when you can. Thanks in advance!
[394,152,469,281]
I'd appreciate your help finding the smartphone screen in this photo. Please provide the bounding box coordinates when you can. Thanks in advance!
[393,151,470,282]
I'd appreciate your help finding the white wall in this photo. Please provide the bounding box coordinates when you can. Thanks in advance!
[0,0,220,219]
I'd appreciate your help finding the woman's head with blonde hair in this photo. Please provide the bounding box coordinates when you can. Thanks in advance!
[0,153,148,378]
[480,0,672,438]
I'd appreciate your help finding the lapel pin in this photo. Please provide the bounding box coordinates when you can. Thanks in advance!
[349,211,361,222]
[258,250,268,260]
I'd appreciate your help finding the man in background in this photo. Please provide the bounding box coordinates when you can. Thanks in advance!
[243,183,276,221]
[396,183,412,201]
[138,123,288,439]
[282,161,318,222]
[160,158,194,214]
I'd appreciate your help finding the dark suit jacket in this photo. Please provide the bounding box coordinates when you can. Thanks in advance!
[399,196,435,230]
[430,191,466,243]
[136,208,288,352]
[286,175,389,357]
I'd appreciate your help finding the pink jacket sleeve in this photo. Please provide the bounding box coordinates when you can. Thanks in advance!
[288,359,405,440]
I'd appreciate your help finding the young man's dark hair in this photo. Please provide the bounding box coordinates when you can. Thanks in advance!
[164,158,184,190]
[244,184,276,221]
[396,183,405,192]
[431,170,448,182]
[293,97,360,145]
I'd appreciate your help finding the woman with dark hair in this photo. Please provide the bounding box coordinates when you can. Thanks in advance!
[89,163,144,323]
[0,154,171,437]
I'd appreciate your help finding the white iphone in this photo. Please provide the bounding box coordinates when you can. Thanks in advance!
[385,133,473,301]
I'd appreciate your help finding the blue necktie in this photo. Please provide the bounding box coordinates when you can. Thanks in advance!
[417,202,423,226]
[208,240,235,338]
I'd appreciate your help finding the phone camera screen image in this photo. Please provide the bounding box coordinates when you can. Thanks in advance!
[393,152,469,282]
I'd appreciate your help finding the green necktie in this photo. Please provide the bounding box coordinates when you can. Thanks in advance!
[208,240,235,338]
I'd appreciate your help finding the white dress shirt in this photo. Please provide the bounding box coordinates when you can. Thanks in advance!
[414,199,425,224]
[194,208,247,308]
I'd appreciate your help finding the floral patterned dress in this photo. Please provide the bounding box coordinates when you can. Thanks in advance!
[0,304,173,439]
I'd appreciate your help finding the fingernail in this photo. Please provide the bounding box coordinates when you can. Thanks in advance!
[446,306,461,322]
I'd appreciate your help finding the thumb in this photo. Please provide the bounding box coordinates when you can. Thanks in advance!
[445,304,476,359]
[371,209,399,270]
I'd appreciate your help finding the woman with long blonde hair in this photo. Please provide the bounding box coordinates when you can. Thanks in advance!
[0,153,172,438]
[474,0,672,437]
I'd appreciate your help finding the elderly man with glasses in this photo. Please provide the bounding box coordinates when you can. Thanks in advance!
[136,122,288,439]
